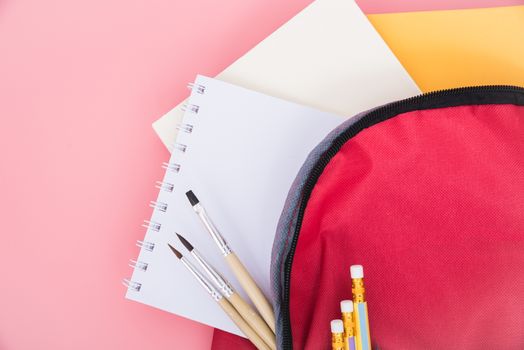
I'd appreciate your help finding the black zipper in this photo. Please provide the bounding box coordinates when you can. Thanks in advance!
[280,85,524,349]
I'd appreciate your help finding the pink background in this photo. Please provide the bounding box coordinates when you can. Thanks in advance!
[0,0,521,349]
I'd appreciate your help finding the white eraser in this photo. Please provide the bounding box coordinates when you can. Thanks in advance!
[331,319,344,333]
[340,300,354,313]
[350,265,364,278]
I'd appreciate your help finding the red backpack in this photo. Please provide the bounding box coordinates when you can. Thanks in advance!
[213,86,524,349]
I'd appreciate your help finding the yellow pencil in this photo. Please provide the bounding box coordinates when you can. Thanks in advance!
[350,265,371,350]
[341,300,356,350]
[331,319,345,350]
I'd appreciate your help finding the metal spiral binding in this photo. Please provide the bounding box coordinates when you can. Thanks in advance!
[149,200,168,212]
[155,180,174,193]
[181,103,200,114]
[187,82,205,94]
[129,259,149,271]
[168,142,187,153]
[126,82,206,294]
[123,279,142,292]
[162,162,181,173]
[176,123,194,134]
[142,220,161,232]
[136,240,155,252]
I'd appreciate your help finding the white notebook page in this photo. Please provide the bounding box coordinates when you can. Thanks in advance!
[126,76,344,336]
[152,0,420,150]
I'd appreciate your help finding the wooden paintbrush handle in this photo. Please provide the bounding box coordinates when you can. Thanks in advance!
[228,292,276,350]
[217,298,271,350]
[225,253,276,332]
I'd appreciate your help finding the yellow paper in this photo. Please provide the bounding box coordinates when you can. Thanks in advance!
[369,6,524,91]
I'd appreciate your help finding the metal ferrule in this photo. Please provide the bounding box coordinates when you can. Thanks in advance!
[192,249,234,298]
[194,203,232,256]
[351,278,366,303]
[180,257,222,302]
[331,332,345,350]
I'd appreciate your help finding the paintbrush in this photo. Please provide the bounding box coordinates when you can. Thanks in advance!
[176,233,276,349]
[185,190,276,332]
[167,244,271,350]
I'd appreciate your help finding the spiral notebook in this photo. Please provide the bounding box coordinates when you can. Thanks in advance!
[124,75,344,336]
[152,0,420,150]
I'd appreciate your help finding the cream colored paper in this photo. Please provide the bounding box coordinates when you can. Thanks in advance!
[152,0,420,150]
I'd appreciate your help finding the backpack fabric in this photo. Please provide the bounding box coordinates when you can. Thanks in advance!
[213,86,524,350]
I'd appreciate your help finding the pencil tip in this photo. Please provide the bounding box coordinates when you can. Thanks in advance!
[167,244,183,259]
[185,190,199,206]
[176,233,194,251]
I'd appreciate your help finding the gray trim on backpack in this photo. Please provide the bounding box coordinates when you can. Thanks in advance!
[270,109,373,348]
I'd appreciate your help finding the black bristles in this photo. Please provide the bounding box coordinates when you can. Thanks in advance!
[185,190,199,206]
[167,244,183,259]
[176,233,194,252]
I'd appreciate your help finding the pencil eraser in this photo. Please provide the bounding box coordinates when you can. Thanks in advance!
[331,319,344,333]
[340,300,354,313]
[350,265,364,278]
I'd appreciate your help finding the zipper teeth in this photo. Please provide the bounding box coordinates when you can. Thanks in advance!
[280,85,524,349]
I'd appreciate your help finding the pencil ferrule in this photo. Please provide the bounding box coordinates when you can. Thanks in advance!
[195,204,232,256]
[351,278,365,303]
[331,333,345,350]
